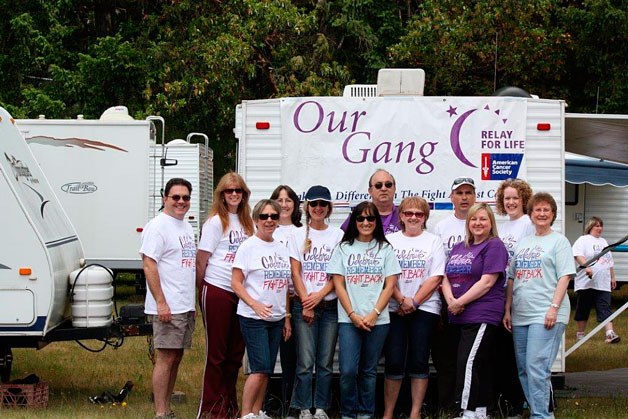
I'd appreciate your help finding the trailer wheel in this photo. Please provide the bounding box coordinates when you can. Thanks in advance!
[0,346,12,383]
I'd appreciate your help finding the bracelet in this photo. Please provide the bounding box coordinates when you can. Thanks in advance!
[348,311,355,318]
[550,303,560,309]
[374,307,381,316]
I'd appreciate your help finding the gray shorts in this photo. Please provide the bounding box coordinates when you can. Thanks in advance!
[151,311,195,349]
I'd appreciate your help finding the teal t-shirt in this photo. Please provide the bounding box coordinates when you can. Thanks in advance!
[508,231,575,326]
[327,239,401,325]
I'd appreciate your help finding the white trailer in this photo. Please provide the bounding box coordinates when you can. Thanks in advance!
[235,69,568,374]
[1,106,84,381]
[17,108,213,272]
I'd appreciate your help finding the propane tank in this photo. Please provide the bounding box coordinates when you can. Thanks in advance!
[68,266,114,327]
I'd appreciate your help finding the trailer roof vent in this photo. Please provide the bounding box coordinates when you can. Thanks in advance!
[377,68,425,97]
[167,139,188,146]
[343,84,378,98]
[100,106,134,121]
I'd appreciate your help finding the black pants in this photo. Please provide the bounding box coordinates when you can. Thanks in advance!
[454,323,497,411]
[431,309,458,413]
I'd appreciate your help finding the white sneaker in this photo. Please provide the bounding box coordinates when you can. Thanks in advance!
[313,409,329,419]
[605,330,621,343]
[299,410,313,419]
[240,414,257,419]
[576,331,585,341]
[258,411,272,419]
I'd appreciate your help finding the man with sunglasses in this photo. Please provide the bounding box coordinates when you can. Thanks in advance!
[341,169,401,234]
[432,177,476,415]
[140,177,196,419]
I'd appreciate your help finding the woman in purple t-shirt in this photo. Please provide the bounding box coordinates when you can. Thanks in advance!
[441,203,508,419]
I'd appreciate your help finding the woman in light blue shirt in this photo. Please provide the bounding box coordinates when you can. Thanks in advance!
[327,201,401,419]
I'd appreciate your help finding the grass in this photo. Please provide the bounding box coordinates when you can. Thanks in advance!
[1,286,627,418]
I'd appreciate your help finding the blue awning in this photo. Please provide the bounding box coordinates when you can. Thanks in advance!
[566,158,628,187]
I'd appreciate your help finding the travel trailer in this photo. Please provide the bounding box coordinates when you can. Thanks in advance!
[17,108,213,273]
[235,69,571,378]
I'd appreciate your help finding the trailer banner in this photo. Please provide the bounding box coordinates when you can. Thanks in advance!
[281,97,528,208]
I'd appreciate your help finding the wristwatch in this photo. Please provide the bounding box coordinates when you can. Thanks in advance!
[550,303,560,309]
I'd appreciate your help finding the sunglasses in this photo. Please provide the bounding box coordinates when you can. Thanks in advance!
[167,194,191,202]
[452,177,474,186]
[370,181,394,190]
[402,211,425,218]
[258,213,280,221]
[356,215,377,222]
[224,188,244,194]
[309,200,330,208]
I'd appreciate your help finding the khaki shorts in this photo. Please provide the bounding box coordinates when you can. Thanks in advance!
[151,311,195,349]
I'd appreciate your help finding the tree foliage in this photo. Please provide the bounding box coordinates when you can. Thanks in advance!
[0,0,625,175]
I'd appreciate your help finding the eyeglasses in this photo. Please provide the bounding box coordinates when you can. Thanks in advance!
[402,211,425,219]
[309,200,330,208]
[370,181,394,190]
[258,213,280,221]
[224,188,244,194]
[452,177,474,186]
[167,194,191,202]
[356,215,377,222]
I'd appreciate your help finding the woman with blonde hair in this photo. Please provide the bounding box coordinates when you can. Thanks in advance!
[441,203,508,419]
[289,185,343,419]
[383,197,446,419]
[196,172,254,419]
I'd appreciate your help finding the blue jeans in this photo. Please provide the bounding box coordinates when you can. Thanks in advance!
[512,323,565,419]
[384,310,439,379]
[338,322,389,419]
[291,300,338,410]
[239,316,283,374]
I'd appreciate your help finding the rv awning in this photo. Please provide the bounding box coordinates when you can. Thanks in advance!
[566,113,628,165]
[566,154,628,187]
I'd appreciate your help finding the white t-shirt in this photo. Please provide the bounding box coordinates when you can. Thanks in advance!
[327,240,401,325]
[386,231,446,315]
[289,225,344,301]
[499,215,535,264]
[274,224,299,295]
[572,234,614,292]
[198,213,248,292]
[234,235,291,321]
[140,213,196,315]
[433,214,467,257]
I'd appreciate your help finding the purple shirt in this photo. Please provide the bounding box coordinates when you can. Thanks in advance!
[340,205,401,235]
[445,237,508,326]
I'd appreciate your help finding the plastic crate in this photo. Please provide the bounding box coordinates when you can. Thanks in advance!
[0,381,49,408]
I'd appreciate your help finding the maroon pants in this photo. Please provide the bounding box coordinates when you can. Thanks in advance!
[197,283,245,419]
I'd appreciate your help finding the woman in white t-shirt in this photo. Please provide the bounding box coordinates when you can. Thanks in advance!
[572,216,620,344]
[266,185,302,416]
[232,199,292,419]
[382,197,445,419]
[196,172,254,419]
[494,178,534,418]
[327,201,401,419]
[289,185,343,419]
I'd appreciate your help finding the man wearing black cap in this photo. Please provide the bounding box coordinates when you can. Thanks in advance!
[432,177,476,415]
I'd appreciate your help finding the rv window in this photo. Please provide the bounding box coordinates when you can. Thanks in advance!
[566,183,579,205]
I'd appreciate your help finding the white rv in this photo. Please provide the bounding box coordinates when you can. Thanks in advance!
[1,107,84,380]
[235,69,570,375]
[17,108,213,272]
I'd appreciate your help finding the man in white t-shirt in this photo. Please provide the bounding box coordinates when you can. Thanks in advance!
[431,177,476,414]
[140,178,196,419]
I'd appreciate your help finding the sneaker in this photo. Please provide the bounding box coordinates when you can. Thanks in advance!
[313,409,329,419]
[240,414,257,419]
[258,411,272,419]
[605,330,621,344]
[299,410,313,419]
[576,331,585,341]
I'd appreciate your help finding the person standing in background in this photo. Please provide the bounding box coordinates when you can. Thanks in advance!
[572,216,620,344]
